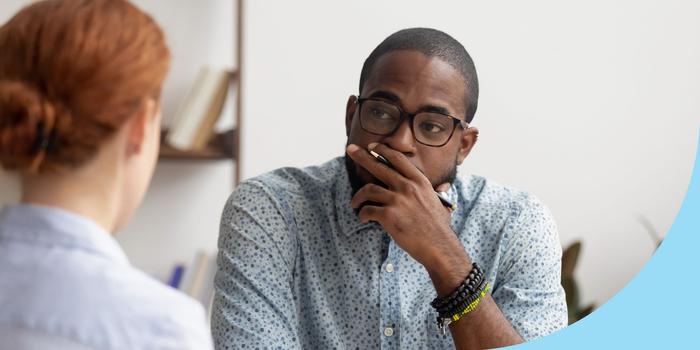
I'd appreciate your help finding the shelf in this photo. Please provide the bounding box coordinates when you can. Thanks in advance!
[158,129,237,161]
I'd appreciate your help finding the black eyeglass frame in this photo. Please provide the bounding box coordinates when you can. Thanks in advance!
[355,96,469,147]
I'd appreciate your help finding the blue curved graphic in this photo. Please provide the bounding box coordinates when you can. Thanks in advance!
[516,130,700,349]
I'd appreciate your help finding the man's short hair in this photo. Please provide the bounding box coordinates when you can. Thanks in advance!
[359,28,479,123]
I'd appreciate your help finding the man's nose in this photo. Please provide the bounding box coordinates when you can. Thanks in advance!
[383,119,416,155]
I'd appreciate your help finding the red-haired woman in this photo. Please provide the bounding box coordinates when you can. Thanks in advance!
[0,1,212,349]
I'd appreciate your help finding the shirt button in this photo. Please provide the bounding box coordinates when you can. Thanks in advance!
[383,326,394,337]
[385,263,394,273]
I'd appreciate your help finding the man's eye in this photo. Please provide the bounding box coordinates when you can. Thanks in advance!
[370,108,393,120]
[419,122,446,133]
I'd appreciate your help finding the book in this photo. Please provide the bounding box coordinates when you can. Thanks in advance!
[179,250,218,312]
[166,66,232,151]
[196,253,218,314]
[182,250,209,296]
[167,264,185,289]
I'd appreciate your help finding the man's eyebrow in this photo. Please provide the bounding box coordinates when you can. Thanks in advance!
[366,90,400,102]
[366,90,456,116]
[420,105,452,116]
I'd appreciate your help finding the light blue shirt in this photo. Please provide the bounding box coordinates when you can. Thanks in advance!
[0,204,213,350]
[212,157,567,349]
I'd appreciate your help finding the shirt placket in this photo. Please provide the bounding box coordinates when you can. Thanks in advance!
[379,234,401,350]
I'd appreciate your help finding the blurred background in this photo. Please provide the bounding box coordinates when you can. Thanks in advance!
[0,0,698,312]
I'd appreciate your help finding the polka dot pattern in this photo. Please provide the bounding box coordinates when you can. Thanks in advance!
[211,157,567,349]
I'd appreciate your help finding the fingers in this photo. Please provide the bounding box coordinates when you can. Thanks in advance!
[351,183,394,209]
[367,143,429,185]
[346,144,404,188]
[357,204,386,224]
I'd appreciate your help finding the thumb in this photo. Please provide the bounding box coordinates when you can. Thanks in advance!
[435,182,451,192]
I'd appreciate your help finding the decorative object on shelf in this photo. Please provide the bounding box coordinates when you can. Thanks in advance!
[561,240,595,324]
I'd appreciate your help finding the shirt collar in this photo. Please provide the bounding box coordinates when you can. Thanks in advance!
[334,157,378,236]
[0,203,130,265]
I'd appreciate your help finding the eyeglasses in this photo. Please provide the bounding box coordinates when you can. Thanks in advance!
[356,97,469,147]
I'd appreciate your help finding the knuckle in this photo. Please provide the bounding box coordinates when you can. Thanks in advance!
[358,209,368,222]
[365,183,377,193]
[404,183,418,195]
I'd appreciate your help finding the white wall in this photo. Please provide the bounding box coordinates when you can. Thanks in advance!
[240,0,700,308]
[1,0,698,309]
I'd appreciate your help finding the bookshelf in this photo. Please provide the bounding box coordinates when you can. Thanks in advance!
[159,129,237,160]
[158,0,244,186]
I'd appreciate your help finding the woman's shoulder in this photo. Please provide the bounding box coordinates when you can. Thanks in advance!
[0,250,211,349]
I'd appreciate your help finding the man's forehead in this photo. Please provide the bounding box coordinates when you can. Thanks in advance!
[362,50,468,117]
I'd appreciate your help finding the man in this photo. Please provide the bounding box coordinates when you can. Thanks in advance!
[212,28,567,349]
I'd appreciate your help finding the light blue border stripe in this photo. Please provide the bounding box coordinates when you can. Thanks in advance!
[514,129,700,349]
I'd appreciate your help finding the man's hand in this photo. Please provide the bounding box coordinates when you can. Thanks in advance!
[347,143,524,348]
[346,142,471,294]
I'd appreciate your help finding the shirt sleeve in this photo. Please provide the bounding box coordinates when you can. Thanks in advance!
[491,193,568,340]
[211,180,301,349]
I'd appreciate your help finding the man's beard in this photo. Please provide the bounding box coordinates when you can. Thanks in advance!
[344,153,458,196]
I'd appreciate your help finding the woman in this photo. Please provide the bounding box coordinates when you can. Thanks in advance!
[0,1,212,349]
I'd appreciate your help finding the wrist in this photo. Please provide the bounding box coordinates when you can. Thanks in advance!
[423,236,472,297]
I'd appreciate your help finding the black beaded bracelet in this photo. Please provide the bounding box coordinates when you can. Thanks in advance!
[435,279,491,334]
[430,263,484,309]
[436,277,485,315]
[437,277,487,317]
[430,262,484,312]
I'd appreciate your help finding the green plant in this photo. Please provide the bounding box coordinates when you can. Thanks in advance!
[561,241,595,324]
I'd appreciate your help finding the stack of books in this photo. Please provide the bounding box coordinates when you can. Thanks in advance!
[167,250,218,313]
[166,66,233,152]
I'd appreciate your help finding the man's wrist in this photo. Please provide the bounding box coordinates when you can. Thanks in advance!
[423,234,473,297]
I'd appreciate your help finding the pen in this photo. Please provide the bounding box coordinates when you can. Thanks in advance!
[369,149,457,211]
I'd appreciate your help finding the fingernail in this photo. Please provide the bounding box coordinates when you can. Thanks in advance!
[368,142,378,150]
[347,144,359,152]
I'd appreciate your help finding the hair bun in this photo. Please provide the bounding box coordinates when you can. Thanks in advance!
[0,80,56,171]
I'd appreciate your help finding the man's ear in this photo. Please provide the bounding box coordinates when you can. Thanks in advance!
[126,99,157,155]
[345,95,358,137]
[456,126,479,165]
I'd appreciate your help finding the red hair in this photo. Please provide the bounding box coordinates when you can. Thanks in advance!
[0,0,170,173]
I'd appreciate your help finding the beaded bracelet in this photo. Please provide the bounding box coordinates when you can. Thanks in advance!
[450,283,491,322]
[435,282,491,334]
[430,262,490,334]
[436,277,487,316]
[430,262,484,310]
